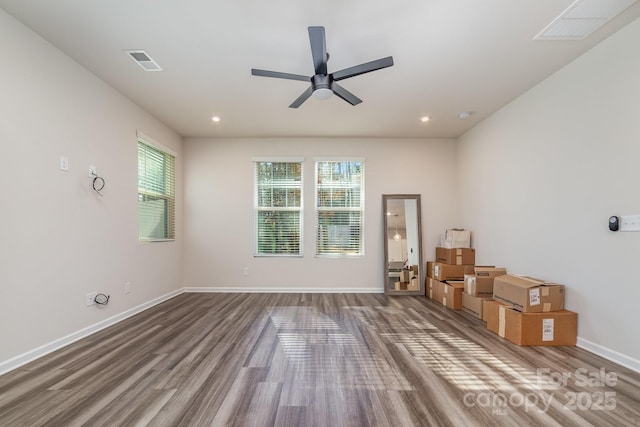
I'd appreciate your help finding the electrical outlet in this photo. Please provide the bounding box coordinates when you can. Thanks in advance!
[86,292,97,306]
[124,282,131,294]
[243,267,249,276]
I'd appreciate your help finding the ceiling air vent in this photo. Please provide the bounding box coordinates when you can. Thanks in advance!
[125,50,162,71]
[534,0,637,40]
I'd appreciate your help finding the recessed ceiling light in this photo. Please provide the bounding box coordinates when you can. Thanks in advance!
[211,116,221,122]
[458,112,471,120]
[420,116,430,123]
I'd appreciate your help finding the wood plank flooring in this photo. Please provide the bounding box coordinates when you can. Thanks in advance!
[1,293,639,426]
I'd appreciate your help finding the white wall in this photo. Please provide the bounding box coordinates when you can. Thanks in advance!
[457,18,640,364]
[0,10,183,366]
[183,138,458,290]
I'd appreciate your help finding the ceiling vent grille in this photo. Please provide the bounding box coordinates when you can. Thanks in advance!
[534,0,637,40]
[125,50,162,71]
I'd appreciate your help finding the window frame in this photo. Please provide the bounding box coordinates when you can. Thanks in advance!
[253,157,304,257]
[314,157,365,258]
[137,132,176,243]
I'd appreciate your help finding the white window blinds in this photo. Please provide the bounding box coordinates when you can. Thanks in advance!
[315,160,364,256]
[254,160,303,256]
[138,138,176,241]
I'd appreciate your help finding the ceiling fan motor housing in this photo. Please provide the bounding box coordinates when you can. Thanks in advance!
[312,74,331,91]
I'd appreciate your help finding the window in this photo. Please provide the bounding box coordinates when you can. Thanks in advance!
[315,159,364,256]
[254,159,303,256]
[138,135,176,241]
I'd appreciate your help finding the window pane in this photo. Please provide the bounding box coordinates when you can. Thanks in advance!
[257,187,272,207]
[257,211,301,254]
[288,188,301,207]
[316,211,361,255]
[138,195,168,240]
[138,139,175,241]
[254,161,303,256]
[315,161,364,256]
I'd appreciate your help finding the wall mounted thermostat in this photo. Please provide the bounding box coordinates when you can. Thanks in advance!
[609,216,619,231]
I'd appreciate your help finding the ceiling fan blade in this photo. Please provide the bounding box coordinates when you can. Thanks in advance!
[251,69,310,82]
[308,26,327,75]
[331,82,362,106]
[289,86,314,108]
[332,56,394,81]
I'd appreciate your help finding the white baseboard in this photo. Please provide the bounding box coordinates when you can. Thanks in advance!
[184,286,384,294]
[577,337,640,373]
[0,288,184,376]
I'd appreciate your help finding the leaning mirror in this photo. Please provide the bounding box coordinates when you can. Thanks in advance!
[383,195,423,295]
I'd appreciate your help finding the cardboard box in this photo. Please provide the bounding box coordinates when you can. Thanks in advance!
[464,267,506,296]
[486,302,577,346]
[394,282,411,291]
[441,280,464,310]
[483,299,498,322]
[399,270,411,283]
[441,229,471,249]
[462,292,491,320]
[426,278,444,301]
[408,277,419,291]
[485,300,507,329]
[464,275,487,296]
[435,247,475,265]
[430,262,475,282]
[493,274,565,313]
[475,267,507,294]
[426,261,434,279]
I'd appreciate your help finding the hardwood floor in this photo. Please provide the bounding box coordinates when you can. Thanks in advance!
[1,293,639,426]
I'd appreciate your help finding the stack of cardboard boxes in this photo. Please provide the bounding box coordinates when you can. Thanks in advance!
[424,229,578,347]
[425,229,578,346]
[426,247,475,309]
[484,275,578,346]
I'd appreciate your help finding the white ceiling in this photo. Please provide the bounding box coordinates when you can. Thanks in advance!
[1,0,639,139]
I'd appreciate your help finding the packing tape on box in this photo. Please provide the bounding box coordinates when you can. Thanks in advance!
[498,306,506,338]
[543,303,551,312]
[541,287,550,297]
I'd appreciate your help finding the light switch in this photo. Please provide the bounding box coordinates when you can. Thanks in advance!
[59,156,69,171]
[619,215,640,232]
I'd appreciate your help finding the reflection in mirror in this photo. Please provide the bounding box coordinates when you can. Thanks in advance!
[383,195,423,295]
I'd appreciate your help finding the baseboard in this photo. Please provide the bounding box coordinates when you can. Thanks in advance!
[0,288,184,376]
[184,286,384,294]
[577,337,640,373]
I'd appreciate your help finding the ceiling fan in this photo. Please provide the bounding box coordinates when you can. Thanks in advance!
[251,26,394,108]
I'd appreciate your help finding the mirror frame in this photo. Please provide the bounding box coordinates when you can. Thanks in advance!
[383,194,424,296]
